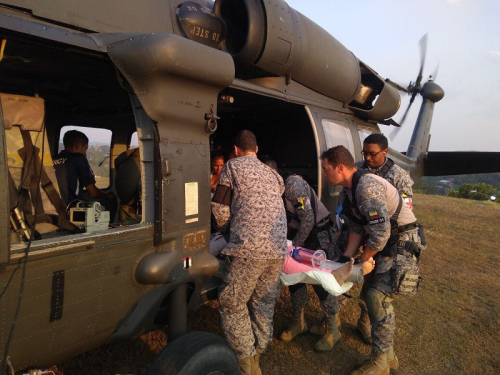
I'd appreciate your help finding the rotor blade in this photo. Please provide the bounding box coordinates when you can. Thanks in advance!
[415,33,428,88]
[385,78,409,93]
[379,118,400,127]
[398,91,418,126]
[431,62,440,81]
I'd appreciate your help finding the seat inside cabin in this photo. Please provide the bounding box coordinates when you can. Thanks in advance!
[2,92,74,244]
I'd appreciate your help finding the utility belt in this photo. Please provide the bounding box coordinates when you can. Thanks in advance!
[398,221,418,233]
[380,221,420,258]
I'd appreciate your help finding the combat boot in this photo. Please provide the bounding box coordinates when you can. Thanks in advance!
[238,357,252,375]
[280,308,308,342]
[250,353,262,375]
[387,346,399,374]
[350,351,389,375]
[313,315,341,353]
[309,313,341,335]
[356,309,372,344]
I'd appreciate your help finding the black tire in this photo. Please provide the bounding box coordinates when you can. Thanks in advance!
[146,332,239,375]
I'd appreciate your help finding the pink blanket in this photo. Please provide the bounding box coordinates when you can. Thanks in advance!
[282,245,330,274]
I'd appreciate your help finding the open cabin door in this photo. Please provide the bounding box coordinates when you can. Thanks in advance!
[305,106,363,213]
[94,32,234,248]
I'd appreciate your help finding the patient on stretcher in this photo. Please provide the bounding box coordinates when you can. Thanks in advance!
[282,245,374,285]
[280,244,375,296]
[209,235,374,296]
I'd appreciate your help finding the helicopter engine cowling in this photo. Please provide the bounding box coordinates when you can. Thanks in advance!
[213,0,401,120]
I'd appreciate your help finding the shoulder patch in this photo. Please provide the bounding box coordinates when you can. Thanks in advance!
[296,197,309,210]
[368,217,385,225]
[368,211,385,225]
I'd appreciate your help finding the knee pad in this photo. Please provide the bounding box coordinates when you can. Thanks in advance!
[364,288,394,323]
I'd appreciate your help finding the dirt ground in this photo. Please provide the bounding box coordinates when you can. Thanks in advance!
[44,194,500,374]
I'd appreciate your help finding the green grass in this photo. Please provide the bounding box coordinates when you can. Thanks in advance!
[48,194,500,374]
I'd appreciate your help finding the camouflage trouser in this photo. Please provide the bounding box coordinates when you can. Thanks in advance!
[290,229,341,317]
[360,282,395,353]
[360,228,421,353]
[289,283,339,317]
[219,256,283,359]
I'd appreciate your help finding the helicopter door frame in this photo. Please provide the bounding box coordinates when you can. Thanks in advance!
[0,103,9,264]
[304,106,361,210]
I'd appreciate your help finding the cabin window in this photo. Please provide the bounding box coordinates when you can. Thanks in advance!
[321,119,355,154]
[130,132,139,148]
[321,119,355,196]
[59,126,112,189]
[357,125,375,146]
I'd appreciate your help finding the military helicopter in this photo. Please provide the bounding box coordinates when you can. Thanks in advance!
[1,0,499,374]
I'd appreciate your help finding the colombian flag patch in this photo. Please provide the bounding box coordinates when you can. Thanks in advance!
[368,210,385,225]
[368,211,385,225]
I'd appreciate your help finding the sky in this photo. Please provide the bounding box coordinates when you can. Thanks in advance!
[285,0,500,152]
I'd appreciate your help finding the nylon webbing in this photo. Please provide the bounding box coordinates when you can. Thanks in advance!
[18,130,47,225]
[363,158,394,178]
[19,129,81,232]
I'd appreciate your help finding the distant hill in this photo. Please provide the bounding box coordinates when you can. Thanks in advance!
[417,173,500,195]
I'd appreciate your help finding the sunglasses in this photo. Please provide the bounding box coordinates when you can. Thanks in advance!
[361,149,386,158]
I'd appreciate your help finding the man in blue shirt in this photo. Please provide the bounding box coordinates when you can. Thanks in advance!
[54,130,117,219]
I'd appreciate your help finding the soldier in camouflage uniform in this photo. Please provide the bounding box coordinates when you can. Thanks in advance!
[212,130,287,375]
[321,146,423,375]
[272,169,343,353]
[355,133,414,344]
[356,133,413,206]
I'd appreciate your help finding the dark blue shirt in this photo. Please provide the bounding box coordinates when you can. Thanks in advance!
[54,150,96,207]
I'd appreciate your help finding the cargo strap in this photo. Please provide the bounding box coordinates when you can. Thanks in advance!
[18,129,81,233]
[341,169,372,226]
[379,195,403,257]
[18,129,49,225]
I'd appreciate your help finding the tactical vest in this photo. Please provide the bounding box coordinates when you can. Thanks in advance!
[284,178,333,251]
[342,170,402,257]
[363,158,394,178]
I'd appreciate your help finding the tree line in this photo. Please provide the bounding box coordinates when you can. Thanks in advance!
[415,174,499,201]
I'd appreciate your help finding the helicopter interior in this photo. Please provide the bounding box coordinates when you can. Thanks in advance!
[214,88,319,187]
[1,31,323,246]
